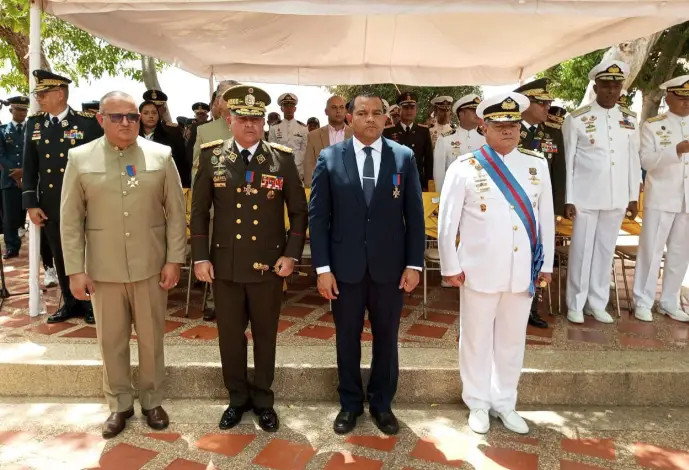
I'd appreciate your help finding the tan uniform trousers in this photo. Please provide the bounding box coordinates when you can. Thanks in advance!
[92,274,167,412]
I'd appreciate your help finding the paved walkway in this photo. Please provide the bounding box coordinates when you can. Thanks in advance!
[1,247,688,352]
[1,399,688,470]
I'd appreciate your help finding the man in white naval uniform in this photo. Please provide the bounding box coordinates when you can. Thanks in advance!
[438,92,554,435]
[268,93,308,179]
[633,75,689,323]
[428,96,454,148]
[563,60,641,324]
[433,94,485,192]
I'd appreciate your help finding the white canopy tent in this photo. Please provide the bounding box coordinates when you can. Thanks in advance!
[24,0,689,315]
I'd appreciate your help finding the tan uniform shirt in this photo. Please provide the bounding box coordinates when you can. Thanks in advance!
[60,136,187,283]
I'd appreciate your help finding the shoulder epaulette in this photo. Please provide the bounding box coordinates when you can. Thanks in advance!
[646,113,667,123]
[76,111,96,118]
[570,105,591,118]
[441,129,456,137]
[269,142,293,153]
[29,111,46,118]
[165,121,178,127]
[297,121,306,127]
[417,123,428,128]
[619,106,637,118]
[543,122,562,130]
[518,148,545,159]
[200,139,224,149]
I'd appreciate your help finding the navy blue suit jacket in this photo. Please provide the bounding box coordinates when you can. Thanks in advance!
[309,137,425,284]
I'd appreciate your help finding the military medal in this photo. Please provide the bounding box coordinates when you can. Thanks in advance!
[126,165,139,187]
[480,204,487,212]
[392,174,401,199]
[626,210,633,217]
[211,155,219,165]
[213,147,221,156]
[244,170,258,195]
[267,190,275,200]
[34,123,40,130]
[539,280,547,288]
[529,167,537,176]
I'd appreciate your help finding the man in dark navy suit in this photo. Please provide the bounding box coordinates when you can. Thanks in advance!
[309,93,425,435]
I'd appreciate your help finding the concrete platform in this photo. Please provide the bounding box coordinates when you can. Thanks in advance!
[2,342,689,407]
[1,398,688,470]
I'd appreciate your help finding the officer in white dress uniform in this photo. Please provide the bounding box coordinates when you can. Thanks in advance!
[433,94,485,192]
[632,75,689,323]
[268,93,308,179]
[563,60,642,324]
[438,92,554,435]
[428,96,454,148]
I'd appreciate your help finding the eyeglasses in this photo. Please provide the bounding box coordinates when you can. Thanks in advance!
[104,113,141,123]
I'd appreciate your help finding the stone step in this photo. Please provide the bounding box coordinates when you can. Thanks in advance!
[1,343,688,406]
[2,398,688,470]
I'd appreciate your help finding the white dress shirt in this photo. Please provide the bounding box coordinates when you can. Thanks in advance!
[235,141,260,161]
[49,106,70,123]
[438,147,555,294]
[433,127,486,192]
[640,111,689,213]
[316,136,421,274]
[563,101,641,210]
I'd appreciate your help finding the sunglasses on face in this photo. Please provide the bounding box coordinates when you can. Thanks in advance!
[104,113,141,123]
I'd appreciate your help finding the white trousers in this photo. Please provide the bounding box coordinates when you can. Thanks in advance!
[566,208,626,312]
[459,286,531,413]
[633,209,689,311]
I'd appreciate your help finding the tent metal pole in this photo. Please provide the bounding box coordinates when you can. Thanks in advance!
[28,0,44,317]
[208,70,215,99]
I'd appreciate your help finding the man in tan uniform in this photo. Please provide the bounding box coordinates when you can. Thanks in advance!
[191,85,308,432]
[60,91,187,439]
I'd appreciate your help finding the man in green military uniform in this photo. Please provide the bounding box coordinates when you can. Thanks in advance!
[543,105,567,217]
[191,85,308,432]
[513,78,558,329]
[22,70,103,324]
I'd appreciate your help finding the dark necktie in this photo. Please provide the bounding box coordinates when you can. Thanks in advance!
[51,116,59,127]
[529,125,537,135]
[362,146,375,206]
[16,124,22,135]
[241,149,251,166]
[405,125,411,135]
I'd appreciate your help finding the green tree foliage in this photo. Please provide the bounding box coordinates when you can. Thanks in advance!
[537,50,606,107]
[328,84,481,122]
[1,0,164,94]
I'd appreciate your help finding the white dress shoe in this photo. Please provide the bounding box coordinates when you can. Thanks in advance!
[440,279,452,288]
[567,310,584,324]
[658,306,689,323]
[634,307,653,322]
[468,409,490,434]
[490,410,529,434]
[584,307,614,324]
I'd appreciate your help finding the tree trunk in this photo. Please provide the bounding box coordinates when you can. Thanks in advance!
[0,25,51,78]
[141,55,172,121]
[640,89,663,124]
[579,33,661,107]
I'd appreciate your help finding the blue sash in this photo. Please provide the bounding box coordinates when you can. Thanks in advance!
[472,145,544,296]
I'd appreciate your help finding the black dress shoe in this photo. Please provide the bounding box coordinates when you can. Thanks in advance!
[219,403,251,430]
[333,409,362,435]
[2,251,19,260]
[102,408,134,439]
[370,410,399,435]
[142,406,169,430]
[528,311,548,329]
[254,407,280,432]
[81,303,95,324]
[203,308,215,321]
[47,303,79,324]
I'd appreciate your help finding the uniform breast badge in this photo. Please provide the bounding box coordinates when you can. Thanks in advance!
[269,164,278,173]
[244,171,258,195]
[257,155,266,165]
[126,165,139,187]
[480,204,487,212]
[392,173,401,198]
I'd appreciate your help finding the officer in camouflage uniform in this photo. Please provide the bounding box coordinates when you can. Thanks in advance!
[191,85,307,433]
[22,70,103,324]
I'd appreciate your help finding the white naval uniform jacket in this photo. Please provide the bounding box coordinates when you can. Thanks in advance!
[433,127,485,193]
[563,101,641,210]
[268,118,308,178]
[438,147,555,294]
[640,112,689,213]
